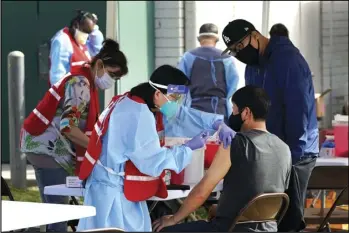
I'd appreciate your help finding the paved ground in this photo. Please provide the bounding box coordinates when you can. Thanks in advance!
[1,164,37,186]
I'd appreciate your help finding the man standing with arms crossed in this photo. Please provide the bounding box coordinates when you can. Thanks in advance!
[220,19,319,232]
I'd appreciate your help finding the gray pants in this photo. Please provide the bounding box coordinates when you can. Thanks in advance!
[27,153,69,232]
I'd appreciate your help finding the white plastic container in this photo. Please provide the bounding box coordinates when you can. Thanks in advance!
[319,135,335,158]
[183,148,205,185]
[66,176,83,188]
[165,137,205,185]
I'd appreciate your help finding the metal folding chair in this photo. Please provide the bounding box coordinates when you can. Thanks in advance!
[305,166,349,232]
[1,176,15,201]
[229,193,290,232]
[81,227,125,232]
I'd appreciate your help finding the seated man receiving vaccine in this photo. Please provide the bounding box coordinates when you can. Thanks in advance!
[153,85,292,232]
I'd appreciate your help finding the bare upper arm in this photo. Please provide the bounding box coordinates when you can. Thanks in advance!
[199,144,231,191]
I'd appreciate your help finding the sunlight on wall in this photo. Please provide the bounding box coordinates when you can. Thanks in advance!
[268,1,301,47]
[229,1,263,89]
[193,1,264,89]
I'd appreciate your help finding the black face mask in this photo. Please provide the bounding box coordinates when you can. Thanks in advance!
[235,39,260,66]
[228,112,245,132]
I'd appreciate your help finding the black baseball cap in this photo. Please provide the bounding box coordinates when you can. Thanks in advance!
[221,19,256,55]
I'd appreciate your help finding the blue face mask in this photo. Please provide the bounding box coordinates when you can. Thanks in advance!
[160,100,179,119]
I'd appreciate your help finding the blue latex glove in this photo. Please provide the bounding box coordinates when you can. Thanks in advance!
[184,130,210,150]
[212,120,236,149]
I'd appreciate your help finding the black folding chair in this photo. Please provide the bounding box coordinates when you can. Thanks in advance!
[1,176,15,201]
[1,176,29,232]
[304,166,349,232]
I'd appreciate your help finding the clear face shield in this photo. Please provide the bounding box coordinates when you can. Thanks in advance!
[149,80,189,120]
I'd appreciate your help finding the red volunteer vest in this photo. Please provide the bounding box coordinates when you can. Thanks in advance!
[79,93,168,202]
[48,27,91,86]
[23,64,100,175]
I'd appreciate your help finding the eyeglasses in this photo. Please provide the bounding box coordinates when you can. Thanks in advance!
[166,93,182,102]
[227,33,252,56]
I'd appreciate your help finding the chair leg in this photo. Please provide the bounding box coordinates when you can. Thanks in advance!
[317,187,347,232]
[323,222,331,232]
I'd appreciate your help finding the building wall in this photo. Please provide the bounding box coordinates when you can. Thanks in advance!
[154,1,184,68]
[117,1,155,93]
[153,1,348,127]
[321,1,348,127]
[1,1,107,163]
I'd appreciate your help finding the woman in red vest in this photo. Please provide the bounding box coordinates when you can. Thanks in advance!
[49,10,104,86]
[77,65,212,231]
[20,39,128,232]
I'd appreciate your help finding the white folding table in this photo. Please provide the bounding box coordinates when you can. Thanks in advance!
[44,181,223,201]
[1,200,96,232]
[44,181,223,224]
[315,157,348,167]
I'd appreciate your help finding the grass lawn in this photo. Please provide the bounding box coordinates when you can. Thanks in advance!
[2,180,210,219]
[3,182,41,203]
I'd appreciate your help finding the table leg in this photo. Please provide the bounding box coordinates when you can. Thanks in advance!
[149,201,159,213]
[310,190,322,208]
[68,196,80,232]
[320,190,326,215]
[40,225,46,232]
[70,196,80,205]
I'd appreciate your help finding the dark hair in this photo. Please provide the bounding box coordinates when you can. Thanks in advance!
[130,65,189,109]
[269,23,289,38]
[231,85,270,121]
[91,39,128,78]
[69,10,95,33]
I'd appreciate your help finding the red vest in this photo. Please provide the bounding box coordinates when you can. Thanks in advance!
[79,93,168,202]
[48,27,91,86]
[23,64,100,175]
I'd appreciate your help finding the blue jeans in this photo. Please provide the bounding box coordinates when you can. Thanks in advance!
[31,162,69,232]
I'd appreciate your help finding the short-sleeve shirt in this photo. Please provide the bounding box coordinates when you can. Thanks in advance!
[215,129,292,231]
[20,75,91,162]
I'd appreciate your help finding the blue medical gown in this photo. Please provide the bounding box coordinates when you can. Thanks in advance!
[49,25,104,85]
[77,97,192,232]
[164,105,224,138]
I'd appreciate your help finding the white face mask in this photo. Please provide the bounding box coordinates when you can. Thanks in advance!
[74,29,89,45]
[95,65,115,90]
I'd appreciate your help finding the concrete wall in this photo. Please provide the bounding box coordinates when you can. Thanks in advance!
[153,1,348,127]
[321,1,348,127]
[154,1,184,68]
[181,1,264,89]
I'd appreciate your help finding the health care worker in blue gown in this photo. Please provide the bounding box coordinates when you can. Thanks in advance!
[177,23,239,121]
[49,10,104,85]
[167,23,239,142]
[76,65,235,232]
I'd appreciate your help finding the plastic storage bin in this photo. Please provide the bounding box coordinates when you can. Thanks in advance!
[205,142,219,168]
[332,114,348,157]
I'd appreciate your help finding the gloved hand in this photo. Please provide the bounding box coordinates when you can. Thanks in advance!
[212,120,236,149]
[184,130,210,150]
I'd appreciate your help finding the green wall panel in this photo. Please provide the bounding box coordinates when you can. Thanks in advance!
[118,1,155,94]
[1,1,106,163]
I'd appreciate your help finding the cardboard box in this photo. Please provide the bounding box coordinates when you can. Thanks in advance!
[315,89,331,119]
